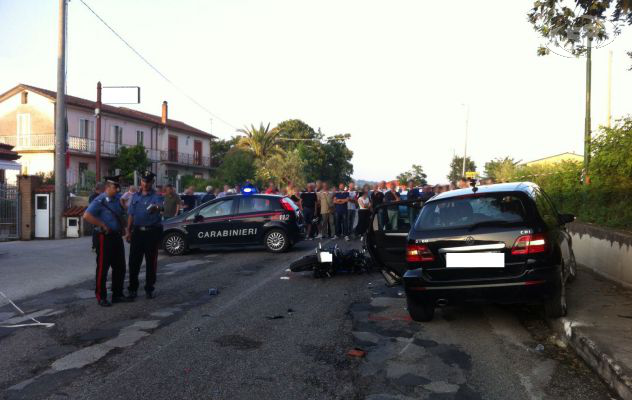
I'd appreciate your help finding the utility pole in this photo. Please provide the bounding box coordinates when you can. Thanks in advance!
[95,82,102,181]
[461,104,470,178]
[607,50,612,128]
[583,37,592,184]
[54,0,67,239]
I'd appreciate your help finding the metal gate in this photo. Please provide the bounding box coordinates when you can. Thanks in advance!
[0,184,19,241]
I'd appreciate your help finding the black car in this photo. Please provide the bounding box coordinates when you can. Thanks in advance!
[161,194,303,255]
[366,182,577,322]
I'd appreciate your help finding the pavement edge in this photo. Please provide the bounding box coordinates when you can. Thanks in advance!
[548,317,632,400]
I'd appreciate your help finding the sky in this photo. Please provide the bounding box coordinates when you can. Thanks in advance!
[1,0,631,183]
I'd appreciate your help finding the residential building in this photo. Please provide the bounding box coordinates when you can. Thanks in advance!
[0,84,216,188]
[522,152,584,167]
[0,143,21,185]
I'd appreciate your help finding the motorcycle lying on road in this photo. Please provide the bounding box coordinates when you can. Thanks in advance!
[289,243,375,278]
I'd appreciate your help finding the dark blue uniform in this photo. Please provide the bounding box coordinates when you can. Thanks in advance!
[127,190,164,296]
[86,193,126,302]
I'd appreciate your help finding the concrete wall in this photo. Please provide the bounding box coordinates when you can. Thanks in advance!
[568,222,632,289]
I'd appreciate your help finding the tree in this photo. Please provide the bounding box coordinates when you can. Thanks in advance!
[210,136,239,168]
[215,148,257,186]
[528,0,632,63]
[237,123,283,160]
[257,148,307,189]
[273,119,322,151]
[319,134,354,184]
[396,164,428,186]
[484,157,519,182]
[447,156,476,184]
[590,117,632,186]
[113,145,151,181]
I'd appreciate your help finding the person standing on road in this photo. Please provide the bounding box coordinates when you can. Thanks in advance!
[370,183,385,230]
[384,181,400,230]
[125,172,164,300]
[317,183,334,239]
[181,186,197,213]
[300,183,318,240]
[201,185,215,204]
[89,182,105,252]
[83,176,129,307]
[334,183,350,240]
[162,184,180,219]
[347,182,358,239]
[355,186,372,238]
[120,185,137,210]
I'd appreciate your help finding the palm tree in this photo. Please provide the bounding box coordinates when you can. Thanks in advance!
[237,123,283,160]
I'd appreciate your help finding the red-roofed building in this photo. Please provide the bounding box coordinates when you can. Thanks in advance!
[0,84,216,188]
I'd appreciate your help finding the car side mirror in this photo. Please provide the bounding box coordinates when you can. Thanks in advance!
[193,214,204,223]
[559,213,575,225]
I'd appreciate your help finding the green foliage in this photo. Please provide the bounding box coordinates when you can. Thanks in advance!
[113,145,151,180]
[180,175,212,192]
[215,148,256,187]
[396,164,428,186]
[237,122,283,160]
[484,157,519,182]
[505,117,632,230]
[447,156,476,184]
[274,119,322,151]
[528,0,631,62]
[257,148,306,189]
[211,136,239,168]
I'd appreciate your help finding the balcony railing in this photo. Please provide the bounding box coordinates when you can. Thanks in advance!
[0,134,55,150]
[160,150,211,167]
[67,136,160,161]
[0,135,207,167]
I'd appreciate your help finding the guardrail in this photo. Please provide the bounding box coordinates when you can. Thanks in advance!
[67,137,160,161]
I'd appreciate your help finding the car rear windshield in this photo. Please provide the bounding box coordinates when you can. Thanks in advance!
[414,193,528,231]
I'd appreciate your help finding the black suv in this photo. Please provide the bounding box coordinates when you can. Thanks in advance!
[161,194,303,255]
[366,182,576,321]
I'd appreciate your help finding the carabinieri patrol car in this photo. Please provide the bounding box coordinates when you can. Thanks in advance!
[161,194,303,255]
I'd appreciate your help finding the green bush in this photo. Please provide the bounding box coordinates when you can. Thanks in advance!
[510,117,632,231]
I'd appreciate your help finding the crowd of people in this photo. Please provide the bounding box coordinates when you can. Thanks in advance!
[89,176,492,243]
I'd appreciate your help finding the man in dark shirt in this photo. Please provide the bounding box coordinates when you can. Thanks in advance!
[333,183,350,240]
[201,185,215,204]
[384,181,400,230]
[300,183,318,240]
[180,186,198,213]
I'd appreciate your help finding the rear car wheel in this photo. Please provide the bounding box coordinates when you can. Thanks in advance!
[544,265,567,318]
[162,231,188,256]
[406,296,435,322]
[264,229,289,253]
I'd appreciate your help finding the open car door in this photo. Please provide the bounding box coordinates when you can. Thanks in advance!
[365,199,424,285]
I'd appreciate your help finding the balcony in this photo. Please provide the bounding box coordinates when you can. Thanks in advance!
[160,150,210,168]
[67,136,160,161]
[0,134,55,151]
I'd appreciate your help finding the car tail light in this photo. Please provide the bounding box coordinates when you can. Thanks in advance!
[406,244,435,264]
[511,233,547,255]
[280,198,294,212]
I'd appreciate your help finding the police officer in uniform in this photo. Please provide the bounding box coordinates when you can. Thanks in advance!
[83,176,129,307]
[125,172,164,299]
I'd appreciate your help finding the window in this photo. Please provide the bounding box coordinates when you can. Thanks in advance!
[17,113,31,136]
[198,199,234,218]
[193,172,203,179]
[112,125,123,151]
[238,197,277,214]
[415,194,527,231]
[535,189,559,228]
[79,163,89,186]
[79,119,95,139]
[136,130,144,145]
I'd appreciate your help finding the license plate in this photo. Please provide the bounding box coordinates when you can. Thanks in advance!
[446,252,504,268]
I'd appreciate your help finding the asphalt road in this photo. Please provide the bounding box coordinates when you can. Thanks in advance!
[0,240,617,400]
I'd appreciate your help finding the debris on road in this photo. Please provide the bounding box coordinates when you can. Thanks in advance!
[208,288,219,295]
[266,315,284,320]
[280,277,290,280]
[535,344,545,352]
[347,348,366,358]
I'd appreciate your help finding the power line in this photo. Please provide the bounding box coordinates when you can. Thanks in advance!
[78,0,238,132]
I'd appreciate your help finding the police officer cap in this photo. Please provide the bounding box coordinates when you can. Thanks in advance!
[141,171,156,182]
[104,175,121,185]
